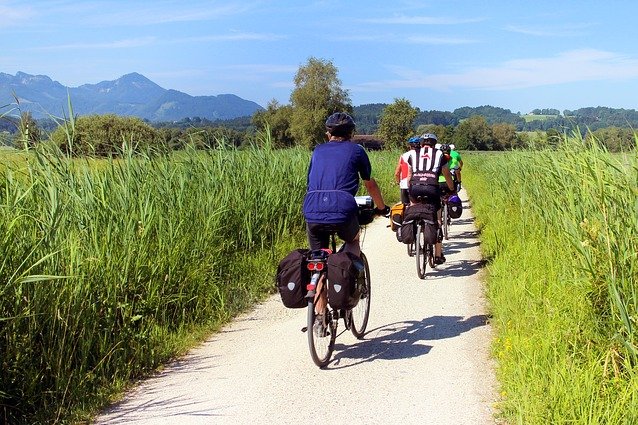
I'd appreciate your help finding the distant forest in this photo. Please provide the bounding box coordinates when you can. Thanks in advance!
[2,104,637,144]
[351,104,638,135]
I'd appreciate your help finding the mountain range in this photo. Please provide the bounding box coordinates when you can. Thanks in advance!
[0,72,264,122]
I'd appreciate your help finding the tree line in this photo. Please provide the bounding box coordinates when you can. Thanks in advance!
[2,57,637,154]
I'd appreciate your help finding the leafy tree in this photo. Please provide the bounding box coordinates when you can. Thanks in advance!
[415,124,454,145]
[587,127,636,152]
[289,57,352,148]
[453,115,493,150]
[50,114,162,157]
[376,98,419,149]
[252,99,294,148]
[491,123,520,150]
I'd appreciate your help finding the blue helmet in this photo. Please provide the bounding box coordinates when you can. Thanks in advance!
[408,136,421,146]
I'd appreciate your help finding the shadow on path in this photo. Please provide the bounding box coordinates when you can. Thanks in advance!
[327,314,489,370]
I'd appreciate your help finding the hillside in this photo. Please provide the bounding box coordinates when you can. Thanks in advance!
[0,72,264,122]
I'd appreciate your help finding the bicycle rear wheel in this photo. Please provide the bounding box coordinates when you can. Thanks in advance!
[415,222,427,279]
[307,300,335,368]
[442,204,450,240]
[350,252,371,339]
[427,243,435,268]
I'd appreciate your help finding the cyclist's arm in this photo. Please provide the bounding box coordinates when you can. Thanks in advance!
[441,165,455,192]
[394,158,401,183]
[363,178,387,210]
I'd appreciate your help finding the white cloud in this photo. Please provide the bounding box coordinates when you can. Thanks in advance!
[0,3,35,27]
[36,37,157,51]
[355,49,638,92]
[172,32,286,43]
[360,15,484,25]
[505,23,592,37]
[88,3,252,26]
[405,36,478,45]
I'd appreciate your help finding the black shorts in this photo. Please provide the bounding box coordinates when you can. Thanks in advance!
[306,215,360,250]
[409,184,441,208]
[400,188,410,205]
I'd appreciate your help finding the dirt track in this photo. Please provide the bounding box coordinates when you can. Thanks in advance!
[94,190,498,425]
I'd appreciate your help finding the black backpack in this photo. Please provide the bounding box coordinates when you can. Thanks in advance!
[326,251,364,310]
[276,249,310,308]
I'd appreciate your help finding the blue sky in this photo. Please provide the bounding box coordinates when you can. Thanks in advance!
[3,0,638,114]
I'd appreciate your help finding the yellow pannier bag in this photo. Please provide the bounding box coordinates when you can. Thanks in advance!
[389,202,405,231]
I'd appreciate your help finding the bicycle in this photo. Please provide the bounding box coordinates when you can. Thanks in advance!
[415,217,436,279]
[303,196,373,368]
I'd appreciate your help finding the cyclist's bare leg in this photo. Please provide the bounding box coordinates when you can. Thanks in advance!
[314,274,327,314]
[342,231,361,257]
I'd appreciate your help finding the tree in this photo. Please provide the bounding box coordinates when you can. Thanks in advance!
[251,99,294,148]
[415,124,454,145]
[453,115,493,150]
[491,123,519,150]
[289,57,352,148]
[376,98,419,149]
[50,114,162,157]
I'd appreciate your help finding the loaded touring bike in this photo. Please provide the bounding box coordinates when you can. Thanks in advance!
[302,196,373,368]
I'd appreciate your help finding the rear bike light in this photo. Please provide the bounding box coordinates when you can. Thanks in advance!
[307,262,325,271]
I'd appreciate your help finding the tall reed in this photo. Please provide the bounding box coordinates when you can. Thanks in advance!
[0,138,398,423]
[0,141,310,423]
[465,137,638,423]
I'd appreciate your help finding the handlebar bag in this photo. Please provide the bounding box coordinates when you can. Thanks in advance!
[326,251,363,310]
[276,249,310,308]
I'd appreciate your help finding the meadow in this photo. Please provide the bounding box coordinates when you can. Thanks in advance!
[465,140,638,423]
[1,136,637,424]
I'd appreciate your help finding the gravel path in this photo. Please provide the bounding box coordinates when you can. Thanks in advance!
[94,191,498,425]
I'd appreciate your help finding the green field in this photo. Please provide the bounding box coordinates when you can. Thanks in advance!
[1,139,637,423]
[464,143,638,424]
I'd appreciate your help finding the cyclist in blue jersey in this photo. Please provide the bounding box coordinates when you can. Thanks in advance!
[303,112,389,319]
[303,112,389,257]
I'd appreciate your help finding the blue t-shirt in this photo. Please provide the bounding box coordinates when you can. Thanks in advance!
[303,141,372,224]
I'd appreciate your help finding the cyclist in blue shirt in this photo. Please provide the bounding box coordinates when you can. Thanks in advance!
[303,112,389,257]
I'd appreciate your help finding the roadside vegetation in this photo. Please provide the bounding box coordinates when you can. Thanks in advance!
[2,54,638,423]
[464,135,638,423]
[0,137,398,424]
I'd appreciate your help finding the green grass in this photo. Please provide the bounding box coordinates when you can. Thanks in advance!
[522,114,556,122]
[0,141,399,424]
[464,138,638,424]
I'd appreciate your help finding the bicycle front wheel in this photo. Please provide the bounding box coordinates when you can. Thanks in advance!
[350,252,371,339]
[415,222,427,279]
[307,300,335,368]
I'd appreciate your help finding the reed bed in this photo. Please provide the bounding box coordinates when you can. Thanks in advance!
[0,141,398,423]
[0,143,312,423]
[464,139,638,423]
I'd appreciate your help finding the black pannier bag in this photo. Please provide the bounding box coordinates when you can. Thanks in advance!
[398,219,415,244]
[326,251,363,310]
[276,249,310,308]
[404,203,438,245]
